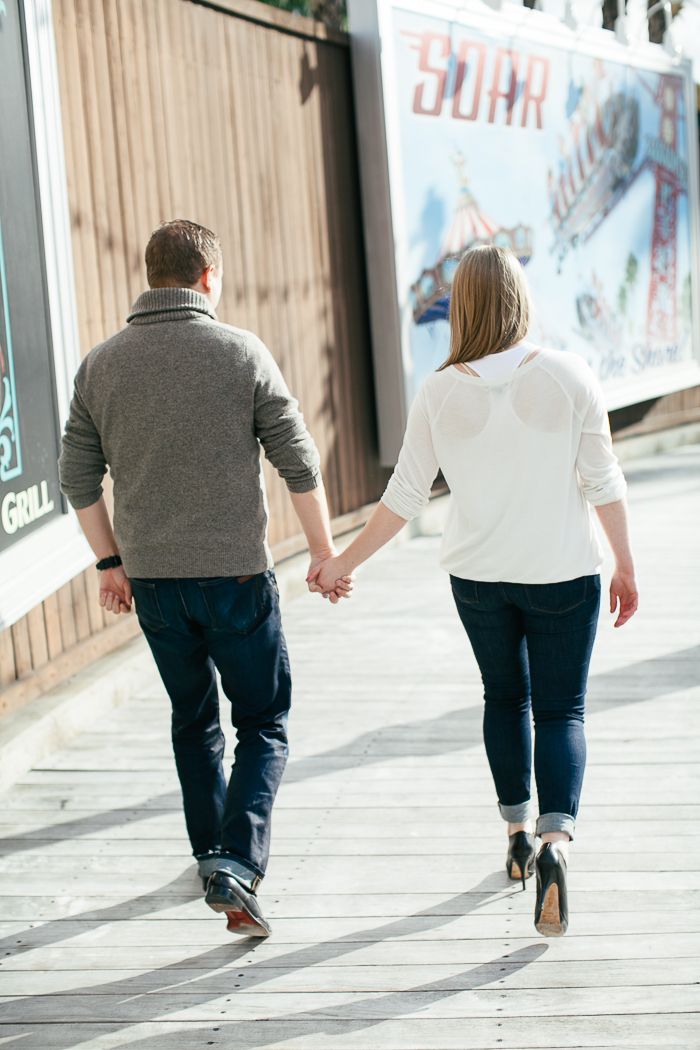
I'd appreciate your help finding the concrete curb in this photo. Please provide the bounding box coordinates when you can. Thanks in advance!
[0,634,160,794]
[613,420,700,462]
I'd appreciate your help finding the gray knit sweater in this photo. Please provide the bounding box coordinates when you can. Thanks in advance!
[58,288,321,577]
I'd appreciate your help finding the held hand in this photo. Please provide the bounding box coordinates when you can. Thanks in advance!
[99,565,132,615]
[610,565,638,628]
[308,554,354,602]
[306,552,354,603]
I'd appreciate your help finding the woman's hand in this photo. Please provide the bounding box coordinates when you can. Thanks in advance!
[609,564,638,627]
[594,500,638,627]
[305,502,407,605]
[307,554,354,603]
[99,565,132,614]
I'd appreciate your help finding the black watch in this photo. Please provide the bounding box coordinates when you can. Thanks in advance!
[96,555,123,572]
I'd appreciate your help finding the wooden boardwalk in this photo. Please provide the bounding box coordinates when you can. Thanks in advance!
[1,445,699,1049]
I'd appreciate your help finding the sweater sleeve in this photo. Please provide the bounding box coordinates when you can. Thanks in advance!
[249,336,321,494]
[576,379,627,506]
[58,371,108,510]
[382,384,440,521]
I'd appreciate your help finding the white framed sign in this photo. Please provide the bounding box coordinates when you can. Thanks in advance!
[349,0,700,464]
[0,0,93,630]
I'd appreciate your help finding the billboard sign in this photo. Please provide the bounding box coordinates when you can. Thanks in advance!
[0,0,91,628]
[350,0,700,463]
[0,0,63,555]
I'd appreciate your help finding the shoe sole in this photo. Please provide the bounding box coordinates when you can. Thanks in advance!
[508,861,534,882]
[535,882,565,937]
[206,886,271,938]
[224,908,271,937]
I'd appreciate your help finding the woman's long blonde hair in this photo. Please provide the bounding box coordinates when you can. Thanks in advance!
[438,245,532,369]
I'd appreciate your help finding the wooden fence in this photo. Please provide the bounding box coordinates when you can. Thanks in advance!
[1,0,698,712]
[609,384,700,438]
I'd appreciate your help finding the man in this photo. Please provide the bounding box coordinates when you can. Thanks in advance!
[59,220,350,937]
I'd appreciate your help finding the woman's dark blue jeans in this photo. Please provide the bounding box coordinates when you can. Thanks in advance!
[131,571,291,882]
[450,575,601,840]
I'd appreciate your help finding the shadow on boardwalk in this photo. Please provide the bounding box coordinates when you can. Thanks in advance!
[2,874,547,1046]
[1,643,697,868]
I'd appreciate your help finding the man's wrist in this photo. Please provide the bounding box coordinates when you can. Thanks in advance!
[96,554,123,572]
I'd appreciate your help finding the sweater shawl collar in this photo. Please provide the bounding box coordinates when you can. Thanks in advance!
[127,288,218,325]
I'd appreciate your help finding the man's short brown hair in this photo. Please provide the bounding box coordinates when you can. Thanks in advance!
[145,220,222,288]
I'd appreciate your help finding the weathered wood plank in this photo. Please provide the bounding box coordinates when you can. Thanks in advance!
[0,889,695,921]
[0,983,697,1021]
[10,617,32,679]
[25,604,49,671]
[0,627,16,690]
[41,590,65,662]
[1,851,699,875]
[3,933,699,972]
[1,957,696,994]
[0,910,696,945]
[0,1016,694,1049]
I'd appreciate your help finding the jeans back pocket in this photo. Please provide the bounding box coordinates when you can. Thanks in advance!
[199,574,268,634]
[525,575,596,614]
[131,580,168,632]
[450,577,480,605]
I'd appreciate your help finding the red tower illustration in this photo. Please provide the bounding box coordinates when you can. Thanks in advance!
[553,71,687,350]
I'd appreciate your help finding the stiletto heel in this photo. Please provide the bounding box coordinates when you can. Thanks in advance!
[534,842,568,936]
[506,831,536,890]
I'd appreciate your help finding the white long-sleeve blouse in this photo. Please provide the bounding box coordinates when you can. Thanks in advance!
[381,347,627,584]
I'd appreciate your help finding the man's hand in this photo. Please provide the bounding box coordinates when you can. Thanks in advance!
[306,550,354,604]
[75,500,132,614]
[308,553,354,602]
[99,565,133,615]
[288,488,354,604]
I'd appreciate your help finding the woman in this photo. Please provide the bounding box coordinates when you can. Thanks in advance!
[311,245,638,937]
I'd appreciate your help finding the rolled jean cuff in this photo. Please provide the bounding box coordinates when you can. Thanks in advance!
[536,812,576,841]
[498,800,535,823]
[196,853,262,891]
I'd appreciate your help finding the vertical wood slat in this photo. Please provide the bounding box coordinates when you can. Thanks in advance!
[56,582,78,652]
[11,619,33,680]
[255,28,297,548]
[0,630,16,689]
[72,573,92,643]
[59,0,104,354]
[84,565,104,634]
[103,0,140,310]
[42,592,64,662]
[86,0,119,343]
[26,606,50,671]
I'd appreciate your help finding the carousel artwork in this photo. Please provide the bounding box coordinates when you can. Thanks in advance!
[410,153,533,325]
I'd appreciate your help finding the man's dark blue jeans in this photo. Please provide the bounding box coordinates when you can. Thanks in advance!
[131,571,290,883]
[450,574,601,840]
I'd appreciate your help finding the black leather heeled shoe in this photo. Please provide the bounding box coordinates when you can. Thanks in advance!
[506,831,537,890]
[534,842,568,936]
